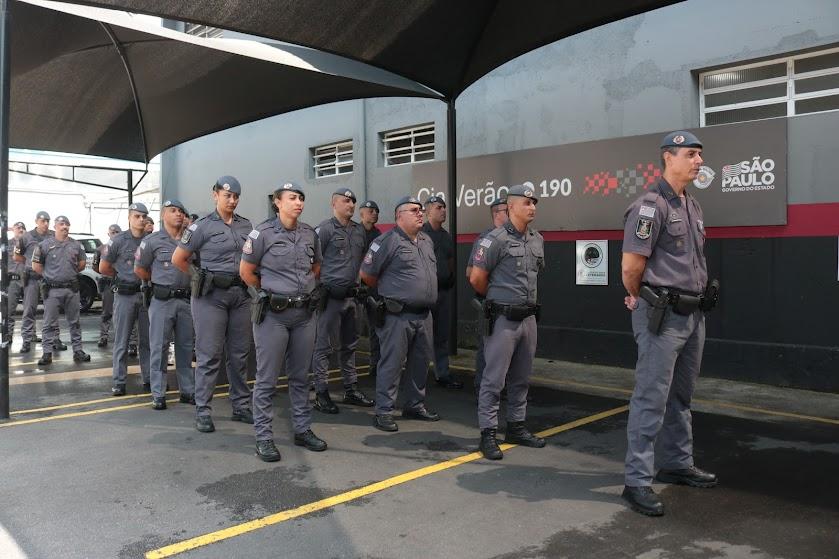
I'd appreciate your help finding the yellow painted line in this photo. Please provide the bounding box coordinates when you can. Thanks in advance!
[10,366,368,416]
[0,372,368,428]
[9,365,142,386]
[145,405,629,559]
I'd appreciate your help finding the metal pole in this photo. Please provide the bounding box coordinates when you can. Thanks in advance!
[127,169,133,205]
[0,0,12,420]
[446,99,457,356]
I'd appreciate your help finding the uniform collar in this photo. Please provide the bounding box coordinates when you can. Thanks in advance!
[331,216,355,229]
[503,220,529,239]
[394,225,418,243]
[658,177,693,205]
[211,210,242,222]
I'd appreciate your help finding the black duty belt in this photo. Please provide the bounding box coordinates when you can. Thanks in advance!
[114,280,141,294]
[8,273,20,280]
[383,298,430,315]
[46,280,77,289]
[267,292,311,312]
[153,284,190,300]
[641,284,703,315]
[642,283,702,298]
[327,284,365,299]
[490,302,540,321]
[211,274,245,289]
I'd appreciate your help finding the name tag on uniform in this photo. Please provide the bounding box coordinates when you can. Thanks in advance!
[639,205,656,218]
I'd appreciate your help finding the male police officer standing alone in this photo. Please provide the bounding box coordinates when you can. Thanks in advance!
[422,195,463,389]
[241,182,327,461]
[173,176,253,433]
[135,200,195,410]
[310,188,374,414]
[620,131,718,517]
[100,203,151,396]
[359,200,382,376]
[14,211,65,354]
[31,216,90,365]
[469,185,546,460]
[360,196,440,432]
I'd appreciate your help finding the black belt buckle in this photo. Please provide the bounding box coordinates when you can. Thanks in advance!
[289,296,310,309]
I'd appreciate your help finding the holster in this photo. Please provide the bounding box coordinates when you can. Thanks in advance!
[39,281,49,301]
[383,298,404,314]
[700,279,720,312]
[141,283,153,309]
[640,285,668,335]
[22,269,29,288]
[247,286,269,325]
[366,296,386,328]
[189,264,210,298]
[97,276,113,293]
[308,284,328,313]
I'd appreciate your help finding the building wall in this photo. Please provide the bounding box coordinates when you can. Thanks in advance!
[162,0,839,391]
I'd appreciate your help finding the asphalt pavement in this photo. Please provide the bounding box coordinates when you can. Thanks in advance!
[1,312,837,559]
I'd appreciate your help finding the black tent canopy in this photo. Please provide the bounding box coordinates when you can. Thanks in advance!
[67,0,682,98]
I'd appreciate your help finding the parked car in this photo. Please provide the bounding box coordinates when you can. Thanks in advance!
[72,233,104,312]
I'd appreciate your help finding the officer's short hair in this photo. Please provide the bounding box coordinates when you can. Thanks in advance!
[660,146,678,170]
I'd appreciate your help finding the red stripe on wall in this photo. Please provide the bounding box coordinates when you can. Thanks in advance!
[454,202,839,243]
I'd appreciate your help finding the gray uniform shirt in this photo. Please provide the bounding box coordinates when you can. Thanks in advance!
[363,225,381,250]
[467,226,495,268]
[622,178,708,294]
[241,217,322,296]
[421,222,454,283]
[360,226,437,307]
[7,239,24,276]
[135,230,191,289]
[473,221,544,306]
[31,237,85,283]
[316,217,366,288]
[180,210,252,275]
[16,229,54,271]
[104,230,145,284]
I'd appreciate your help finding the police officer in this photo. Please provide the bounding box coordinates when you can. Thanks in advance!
[6,222,27,345]
[14,211,65,354]
[100,203,151,396]
[469,184,546,460]
[359,200,381,376]
[94,224,122,347]
[135,200,195,410]
[422,194,463,389]
[360,196,440,432]
[310,188,374,414]
[465,196,508,393]
[241,182,327,461]
[620,131,717,517]
[172,176,253,433]
[31,216,90,365]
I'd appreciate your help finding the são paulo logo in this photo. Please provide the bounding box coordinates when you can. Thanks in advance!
[721,156,776,193]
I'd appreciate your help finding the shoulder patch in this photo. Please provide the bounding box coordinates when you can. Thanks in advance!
[639,205,656,218]
[479,238,493,248]
[369,241,381,253]
[242,238,253,255]
[187,223,198,231]
[139,241,146,250]
[248,229,260,239]
[636,218,653,240]
[181,229,192,244]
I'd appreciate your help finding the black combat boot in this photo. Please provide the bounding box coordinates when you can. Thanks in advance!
[314,390,339,414]
[37,353,53,366]
[505,421,546,448]
[479,428,503,460]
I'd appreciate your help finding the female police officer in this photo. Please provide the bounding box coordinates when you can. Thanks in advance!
[240,182,327,462]
[172,176,253,434]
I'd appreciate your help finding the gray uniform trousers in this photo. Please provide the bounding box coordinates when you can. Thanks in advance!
[374,311,433,415]
[99,284,114,340]
[625,298,705,487]
[431,287,452,379]
[192,286,252,417]
[149,297,195,399]
[478,315,537,429]
[311,297,358,392]
[21,279,42,343]
[473,333,486,390]
[7,279,22,339]
[112,292,150,386]
[41,287,83,353]
[253,307,316,439]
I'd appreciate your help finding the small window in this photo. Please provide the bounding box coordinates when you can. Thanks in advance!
[700,45,839,126]
[185,24,224,39]
[382,124,435,167]
[312,140,353,178]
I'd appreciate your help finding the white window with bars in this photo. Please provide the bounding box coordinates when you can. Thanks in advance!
[312,140,353,178]
[185,23,224,39]
[700,46,839,126]
[382,124,435,167]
